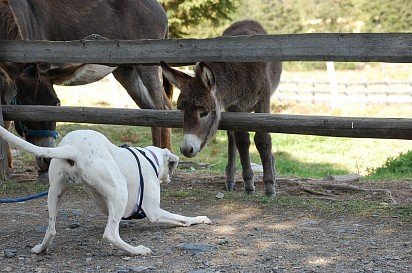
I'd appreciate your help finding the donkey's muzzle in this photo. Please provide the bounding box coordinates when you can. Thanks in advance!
[36,156,51,171]
[180,134,202,158]
[180,146,196,158]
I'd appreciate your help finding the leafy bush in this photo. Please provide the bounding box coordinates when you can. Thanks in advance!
[367,150,412,180]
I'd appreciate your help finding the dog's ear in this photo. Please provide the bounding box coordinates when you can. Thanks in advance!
[165,148,179,174]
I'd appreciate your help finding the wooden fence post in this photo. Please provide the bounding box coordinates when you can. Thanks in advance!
[0,99,10,181]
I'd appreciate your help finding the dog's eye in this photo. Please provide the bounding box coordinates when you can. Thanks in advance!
[199,111,209,118]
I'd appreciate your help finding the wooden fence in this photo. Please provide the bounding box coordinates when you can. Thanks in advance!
[1,33,412,178]
[276,80,412,104]
[1,33,411,64]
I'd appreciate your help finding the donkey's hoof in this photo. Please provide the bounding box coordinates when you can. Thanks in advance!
[245,189,256,195]
[265,190,276,197]
[226,182,236,191]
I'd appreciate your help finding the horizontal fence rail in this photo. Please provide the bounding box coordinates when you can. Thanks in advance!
[1,33,411,64]
[276,80,412,104]
[2,105,411,140]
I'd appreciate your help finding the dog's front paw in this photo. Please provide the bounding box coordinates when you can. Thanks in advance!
[196,216,212,225]
[31,244,47,254]
[130,245,152,256]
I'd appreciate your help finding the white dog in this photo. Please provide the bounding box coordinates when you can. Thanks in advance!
[0,127,211,255]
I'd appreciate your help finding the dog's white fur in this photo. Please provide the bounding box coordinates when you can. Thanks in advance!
[0,127,211,255]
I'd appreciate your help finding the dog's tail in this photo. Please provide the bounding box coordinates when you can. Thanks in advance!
[0,126,76,160]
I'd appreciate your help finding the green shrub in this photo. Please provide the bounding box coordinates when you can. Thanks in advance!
[367,150,412,180]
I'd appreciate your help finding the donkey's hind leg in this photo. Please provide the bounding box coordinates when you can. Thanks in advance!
[113,66,171,149]
[254,99,276,196]
[254,131,276,196]
[234,131,255,194]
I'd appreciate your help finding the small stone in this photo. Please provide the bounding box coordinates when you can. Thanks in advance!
[36,256,45,262]
[337,227,347,233]
[60,212,68,221]
[189,270,214,273]
[36,226,48,233]
[4,249,17,258]
[116,266,129,273]
[177,243,218,253]
[298,220,318,226]
[68,222,80,229]
[127,266,155,272]
[218,239,229,245]
[215,192,224,199]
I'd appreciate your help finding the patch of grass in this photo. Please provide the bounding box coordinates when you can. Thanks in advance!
[228,192,412,221]
[0,180,48,196]
[162,188,412,221]
[366,150,412,181]
[47,123,412,181]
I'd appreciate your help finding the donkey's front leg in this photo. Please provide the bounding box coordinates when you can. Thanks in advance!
[225,130,237,191]
[234,131,255,194]
[254,131,276,196]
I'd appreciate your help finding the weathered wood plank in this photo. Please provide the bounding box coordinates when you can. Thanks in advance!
[0,33,411,64]
[2,105,411,140]
[0,101,10,180]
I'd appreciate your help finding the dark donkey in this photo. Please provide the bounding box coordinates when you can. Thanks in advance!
[0,0,171,181]
[161,20,282,196]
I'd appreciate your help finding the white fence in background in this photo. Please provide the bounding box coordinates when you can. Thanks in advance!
[275,79,412,104]
[275,63,412,106]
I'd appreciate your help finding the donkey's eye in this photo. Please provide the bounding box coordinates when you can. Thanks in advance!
[199,111,209,118]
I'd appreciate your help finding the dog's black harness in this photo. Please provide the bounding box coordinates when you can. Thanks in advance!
[120,144,159,220]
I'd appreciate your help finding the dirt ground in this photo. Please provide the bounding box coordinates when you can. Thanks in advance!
[1,163,411,273]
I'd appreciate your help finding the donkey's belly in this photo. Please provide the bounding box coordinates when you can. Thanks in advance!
[54,64,117,86]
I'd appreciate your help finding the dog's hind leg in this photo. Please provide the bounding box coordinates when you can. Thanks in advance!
[32,161,67,254]
[146,208,212,227]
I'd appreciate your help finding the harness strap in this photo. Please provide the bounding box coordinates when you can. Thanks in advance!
[136,148,159,177]
[120,144,146,220]
[145,148,160,169]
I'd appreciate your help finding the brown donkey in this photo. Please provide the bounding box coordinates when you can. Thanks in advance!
[161,20,282,196]
[0,0,171,181]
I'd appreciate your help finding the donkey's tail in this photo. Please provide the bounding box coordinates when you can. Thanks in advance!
[0,126,76,160]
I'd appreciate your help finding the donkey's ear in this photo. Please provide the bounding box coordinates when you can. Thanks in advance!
[195,62,215,91]
[0,62,20,81]
[0,66,17,105]
[160,61,193,90]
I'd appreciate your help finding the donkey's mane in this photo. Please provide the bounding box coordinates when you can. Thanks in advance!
[0,0,21,39]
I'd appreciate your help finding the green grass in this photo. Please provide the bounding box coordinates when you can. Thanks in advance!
[162,188,412,221]
[27,123,407,181]
[9,121,411,181]
[0,180,48,196]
